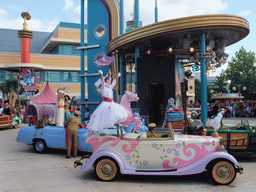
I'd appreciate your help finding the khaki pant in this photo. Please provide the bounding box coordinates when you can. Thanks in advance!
[67,129,78,157]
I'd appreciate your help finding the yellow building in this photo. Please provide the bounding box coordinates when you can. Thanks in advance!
[0,22,87,99]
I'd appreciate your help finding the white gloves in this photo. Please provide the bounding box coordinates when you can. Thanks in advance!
[98,69,103,75]
[118,72,121,77]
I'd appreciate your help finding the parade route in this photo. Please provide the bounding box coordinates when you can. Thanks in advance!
[1,118,256,192]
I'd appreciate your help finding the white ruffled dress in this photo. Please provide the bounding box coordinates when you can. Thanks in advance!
[87,79,128,132]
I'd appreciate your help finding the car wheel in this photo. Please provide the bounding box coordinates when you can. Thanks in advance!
[13,120,19,128]
[95,158,118,181]
[33,140,47,153]
[191,112,197,119]
[209,161,236,185]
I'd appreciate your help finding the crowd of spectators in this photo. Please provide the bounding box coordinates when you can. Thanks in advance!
[188,100,256,118]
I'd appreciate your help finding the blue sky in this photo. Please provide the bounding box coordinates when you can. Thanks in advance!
[0,0,255,76]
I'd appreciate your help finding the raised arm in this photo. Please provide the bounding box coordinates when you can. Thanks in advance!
[98,69,103,81]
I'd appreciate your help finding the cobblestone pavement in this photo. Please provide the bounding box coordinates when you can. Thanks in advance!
[0,118,256,192]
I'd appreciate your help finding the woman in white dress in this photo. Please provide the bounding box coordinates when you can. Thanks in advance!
[87,69,128,132]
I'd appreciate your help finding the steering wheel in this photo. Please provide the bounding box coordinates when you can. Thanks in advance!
[221,124,228,129]
[234,123,241,130]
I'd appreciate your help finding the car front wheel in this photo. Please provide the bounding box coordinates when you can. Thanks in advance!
[95,158,118,181]
[209,161,236,185]
[33,140,47,153]
[13,120,19,128]
[191,112,197,119]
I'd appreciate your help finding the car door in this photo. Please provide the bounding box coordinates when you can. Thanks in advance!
[136,138,177,171]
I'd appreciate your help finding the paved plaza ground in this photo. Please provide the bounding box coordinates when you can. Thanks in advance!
[1,118,256,192]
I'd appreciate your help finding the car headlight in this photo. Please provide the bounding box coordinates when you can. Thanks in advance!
[218,137,226,151]
[219,137,224,145]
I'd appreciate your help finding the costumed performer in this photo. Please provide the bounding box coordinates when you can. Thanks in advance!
[64,110,82,158]
[53,88,65,127]
[2,100,12,115]
[84,107,90,121]
[87,69,128,132]
[147,123,158,138]
[162,98,176,128]
[64,95,71,124]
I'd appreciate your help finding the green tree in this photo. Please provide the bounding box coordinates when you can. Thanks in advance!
[0,77,24,113]
[212,72,229,93]
[194,78,212,103]
[225,47,256,100]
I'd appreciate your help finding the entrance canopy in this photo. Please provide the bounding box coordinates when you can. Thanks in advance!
[107,14,249,64]
[211,93,244,100]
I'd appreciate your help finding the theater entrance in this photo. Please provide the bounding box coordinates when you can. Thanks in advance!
[148,83,165,125]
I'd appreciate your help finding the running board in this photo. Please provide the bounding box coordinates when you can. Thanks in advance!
[136,169,177,172]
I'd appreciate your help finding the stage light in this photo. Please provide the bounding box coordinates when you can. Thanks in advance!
[190,47,195,53]
[168,47,173,53]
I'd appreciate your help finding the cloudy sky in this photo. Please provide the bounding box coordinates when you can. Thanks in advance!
[0,0,255,76]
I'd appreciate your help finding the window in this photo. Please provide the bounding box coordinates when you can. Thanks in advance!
[63,72,72,82]
[45,71,61,82]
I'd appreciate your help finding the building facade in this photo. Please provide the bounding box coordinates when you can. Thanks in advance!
[0,22,87,99]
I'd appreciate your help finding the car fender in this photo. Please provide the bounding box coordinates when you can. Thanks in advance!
[204,151,239,166]
[80,149,126,173]
[179,151,240,175]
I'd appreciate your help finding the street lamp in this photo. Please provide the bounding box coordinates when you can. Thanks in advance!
[232,85,246,99]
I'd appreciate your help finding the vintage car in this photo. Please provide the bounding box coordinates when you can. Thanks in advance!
[16,123,148,153]
[17,125,128,153]
[187,108,201,119]
[0,115,22,129]
[74,125,243,185]
[206,119,256,159]
[17,125,94,153]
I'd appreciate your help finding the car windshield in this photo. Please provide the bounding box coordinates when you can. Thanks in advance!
[241,119,249,129]
[121,124,175,140]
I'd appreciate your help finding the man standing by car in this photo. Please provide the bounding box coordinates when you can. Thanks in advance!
[64,110,82,158]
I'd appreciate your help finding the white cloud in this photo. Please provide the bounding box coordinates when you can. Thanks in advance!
[0,9,58,32]
[8,6,21,11]
[74,6,81,15]
[0,8,8,17]
[64,0,74,11]
[160,0,185,5]
[239,10,251,16]
[124,0,229,26]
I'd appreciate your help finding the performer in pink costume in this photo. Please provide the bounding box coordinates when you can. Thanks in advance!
[87,69,128,132]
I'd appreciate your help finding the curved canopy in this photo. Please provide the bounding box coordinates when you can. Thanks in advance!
[31,81,57,104]
[107,14,249,56]
[24,104,55,120]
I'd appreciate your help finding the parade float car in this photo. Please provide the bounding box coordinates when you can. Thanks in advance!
[16,124,125,153]
[0,115,22,129]
[74,125,243,185]
[206,119,256,159]
[16,122,149,154]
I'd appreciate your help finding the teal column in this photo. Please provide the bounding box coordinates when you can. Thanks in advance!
[80,0,85,121]
[135,0,139,28]
[120,54,126,95]
[120,0,124,35]
[200,32,207,126]
[135,0,140,94]
[120,0,125,96]
[155,0,158,23]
